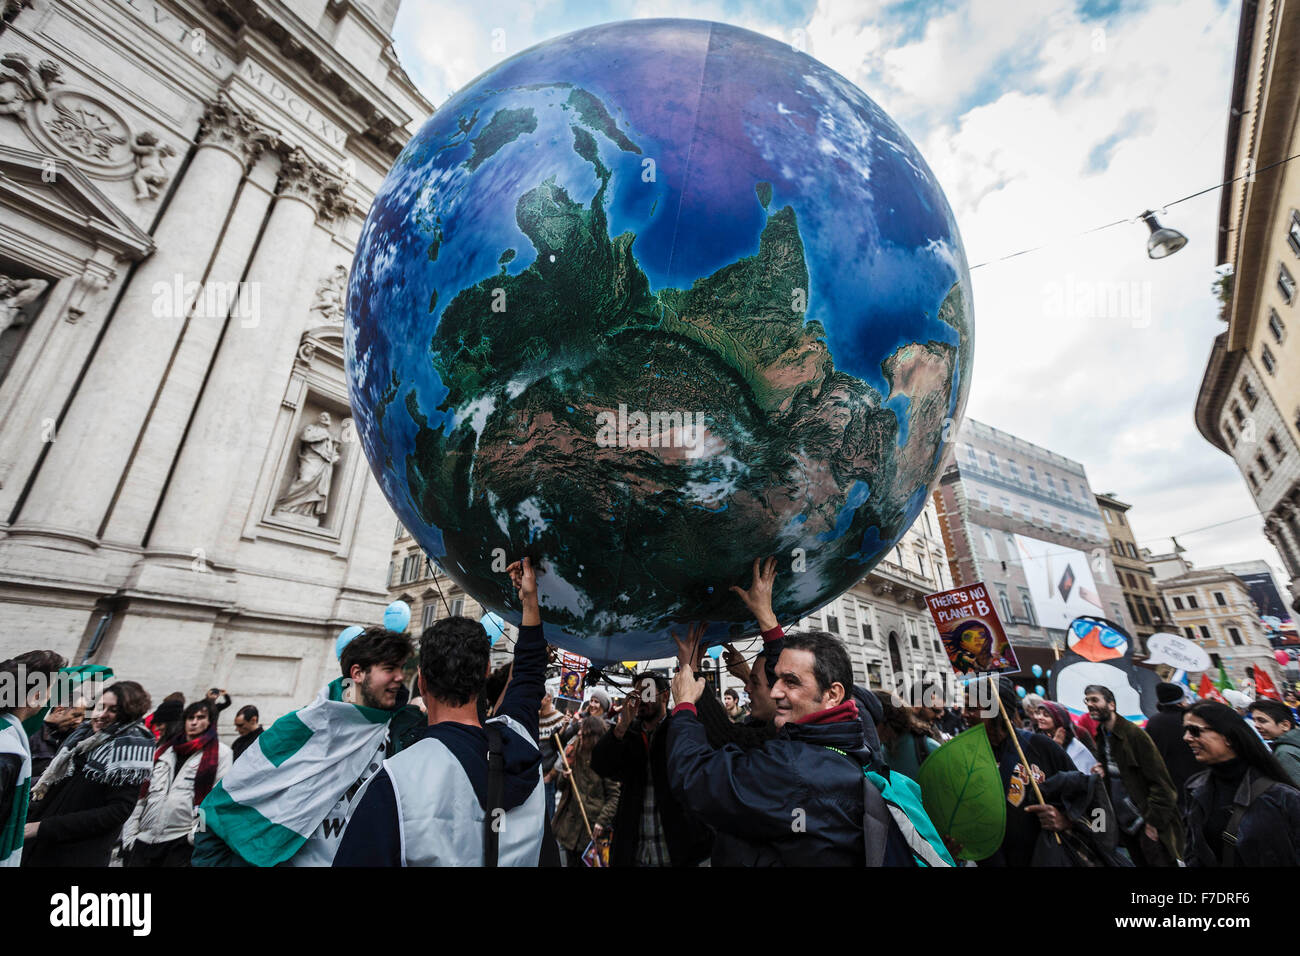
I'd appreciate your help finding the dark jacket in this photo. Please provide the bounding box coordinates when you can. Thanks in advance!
[1270,727,1300,789]
[590,713,712,867]
[1094,714,1185,860]
[1183,762,1300,866]
[552,745,620,853]
[28,722,73,780]
[666,699,884,866]
[1142,705,1199,801]
[230,727,263,762]
[978,729,1077,867]
[23,729,154,867]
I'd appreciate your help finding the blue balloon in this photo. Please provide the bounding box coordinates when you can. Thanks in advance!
[481,611,506,646]
[384,600,411,633]
[1046,669,1052,679]
[1031,664,1043,678]
[706,645,723,660]
[1016,685,1027,698]
[335,625,364,660]
[1035,685,1046,696]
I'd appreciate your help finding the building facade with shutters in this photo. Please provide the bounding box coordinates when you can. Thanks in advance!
[1094,491,1170,651]
[0,0,430,724]
[1194,0,1300,612]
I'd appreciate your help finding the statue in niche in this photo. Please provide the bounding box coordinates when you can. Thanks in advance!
[274,411,341,521]
[131,131,175,200]
[0,274,48,335]
[310,265,348,325]
[0,53,61,117]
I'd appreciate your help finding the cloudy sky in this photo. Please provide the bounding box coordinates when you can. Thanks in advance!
[390,0,1283,582]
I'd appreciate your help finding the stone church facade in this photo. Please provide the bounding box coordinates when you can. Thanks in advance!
[0,0,428,722]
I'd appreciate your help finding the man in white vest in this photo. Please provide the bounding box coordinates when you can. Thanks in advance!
[334,557,548,866]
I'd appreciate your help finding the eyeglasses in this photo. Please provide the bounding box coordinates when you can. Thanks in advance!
[1183,725,1207,738]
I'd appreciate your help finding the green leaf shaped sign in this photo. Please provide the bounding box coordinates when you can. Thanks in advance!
[917,723,1006,861]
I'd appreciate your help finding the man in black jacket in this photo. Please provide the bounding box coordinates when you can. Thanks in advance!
[590,671,712,867]
[667,628,913,866]
[1142,682,1199,805]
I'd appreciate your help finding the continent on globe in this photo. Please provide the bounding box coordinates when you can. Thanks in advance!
[346,19,973,662]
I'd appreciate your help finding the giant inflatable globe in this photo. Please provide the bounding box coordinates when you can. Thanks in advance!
[346,19,973,662]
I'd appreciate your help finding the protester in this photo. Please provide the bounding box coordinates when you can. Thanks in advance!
[874,690,940,781]
[1033,701,1098,774]
[1084,684,1184,866]
[668,625,946,866]
[1143,682,1200,802]
[146,694,184,743]
[28,695,86,780]
[0,651,66,866]
[591,666,711,866]
[586,689,612,722]
[230,705,262,762]
[122,701,232,866]
[721,688,746,723]
[552,714,621,867]
[1181,701,1300,866]
[23,681,154,867]
[970,678,1080,866]
[538,681,567,824]
[334,557,549,866]
[194,627,422,866]
[1247,698,1300,788]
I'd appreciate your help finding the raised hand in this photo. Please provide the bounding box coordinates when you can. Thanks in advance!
[505,556,540,626]
[729,556,779,632]
[670,621,709,674]
[723,643,751,682]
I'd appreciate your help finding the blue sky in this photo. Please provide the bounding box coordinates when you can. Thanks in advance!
[390,0,1281,582]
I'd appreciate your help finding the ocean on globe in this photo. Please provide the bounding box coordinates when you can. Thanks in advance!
[346,19,973,663]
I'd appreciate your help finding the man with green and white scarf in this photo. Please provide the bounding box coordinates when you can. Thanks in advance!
[193,628,421,866]
[0,650,67,866]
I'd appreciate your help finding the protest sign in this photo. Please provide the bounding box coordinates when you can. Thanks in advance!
[926,582,1019,675]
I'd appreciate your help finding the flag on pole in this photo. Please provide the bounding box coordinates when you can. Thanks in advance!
[1254,668,1282,701]
[1215,665,1235,692]
[1198,673,1226,703]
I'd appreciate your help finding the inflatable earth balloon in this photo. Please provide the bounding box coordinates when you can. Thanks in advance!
[347,19,973,662]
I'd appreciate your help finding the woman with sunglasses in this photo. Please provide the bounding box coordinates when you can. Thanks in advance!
[1181,700,1300,866]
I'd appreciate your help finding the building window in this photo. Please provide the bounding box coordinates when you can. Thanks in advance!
[826,609,840,634]
[1187,594,1199,609]
[1173,595,1184,610]
[1019,588,1037,626]
[1289,210,1300,256]
[1103,509,1112,524]
[983,531,998,559]
[1000,495,1011,512]
[1028,466,1039,486]
[400,552,422,583]
[1040,508,1051,524]
[394,521,405,541]
[1269,307,1287,344]
[1240,378,1259,409]
[1113,537,1125,555]
[1046,474,1057,492]
[1248,469,1261,491]
[1262,344,1277,376]
[987,452,999,472]
[421,603,437,629]
[450,598,464,617]
[1256,453,1272,478]
[933,639,943,655]
[978,490,990,510]
[916,553,926,575]
[1184,626,1196,641]
[966,446,977,464]
[1279,262,1296,304]
[1228,626,1244,646]
[998,588,1013,623]
[1007,460,1020,480]
[1268,432,1286,460]
[1224,421,1237,448]
[1232,402,1246,427]
[1199,625,1212,642]
[1126,542,1139,559]
[1213,591,1226,607]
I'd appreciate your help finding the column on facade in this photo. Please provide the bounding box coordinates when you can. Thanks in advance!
[147,146,344,562]
[11,95,270,540]
[1275,505,1300,576]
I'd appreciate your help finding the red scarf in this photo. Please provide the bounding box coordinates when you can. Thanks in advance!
[139,726,220,806]
[796,700,859,725]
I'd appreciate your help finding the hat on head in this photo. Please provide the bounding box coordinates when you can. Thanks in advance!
[1223,688,1250,710]
[152,699,183,724]
[1156,682,1185,705]
[589,689,611,710]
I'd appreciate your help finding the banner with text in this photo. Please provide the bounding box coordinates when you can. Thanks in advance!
[926,582,1020,675]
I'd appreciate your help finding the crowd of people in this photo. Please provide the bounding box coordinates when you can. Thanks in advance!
[2,555,1299,868]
